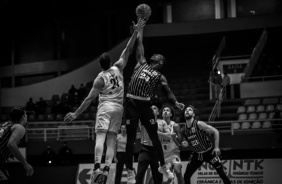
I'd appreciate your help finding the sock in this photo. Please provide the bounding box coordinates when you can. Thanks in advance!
[103,166,110,173]
[94,163,101,171]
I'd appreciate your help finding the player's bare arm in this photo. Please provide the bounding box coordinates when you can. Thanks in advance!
[64,77,104,123]
[134,24,147,70]
[160,75,185,110]
[172,123,183,146]
[115,19,146,72]
[8,124,34,176]
[197,121,221,156]
[157,121,171,139]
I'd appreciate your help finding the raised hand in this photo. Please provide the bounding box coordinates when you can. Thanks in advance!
[132,18,146,32]
[175,101,185,110]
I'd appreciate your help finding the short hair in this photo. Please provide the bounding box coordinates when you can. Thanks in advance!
[160,104,175,119]
[9,106,25,123]
[183,105,197,115]
[99,52,112,70]
[149,54,166,65]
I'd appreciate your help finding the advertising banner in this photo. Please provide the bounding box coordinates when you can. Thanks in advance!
[76,159,282,184]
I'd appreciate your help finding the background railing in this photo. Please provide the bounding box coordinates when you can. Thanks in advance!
[24,119,282,142]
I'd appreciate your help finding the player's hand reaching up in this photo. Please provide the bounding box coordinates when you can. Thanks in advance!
[132,18,146,33]
[175,101,185,110]
[64,112,77,124]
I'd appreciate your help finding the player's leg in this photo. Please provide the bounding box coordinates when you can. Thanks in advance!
[136,149,150,184]
[115,152,127,184]
[91,105,110,184]
[139,101,173,179]
[91,131,106,184]
[124,98,140,183]
[205,151,231,184]
[183,153,203,184]
[149,151,163,184]
[170,154,184,184]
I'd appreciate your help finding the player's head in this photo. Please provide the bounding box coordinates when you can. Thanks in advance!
[160,105,174,119]
[99,52,112,70]
[9,106,27,125]
[151,104,160,117]
[183,105,196,120]
[150,54,166,70]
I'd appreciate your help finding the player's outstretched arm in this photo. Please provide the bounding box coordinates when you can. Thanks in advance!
[64,77,104,123]
[160,75,185,110]
[134,23,147,70]
[115,19,145,72]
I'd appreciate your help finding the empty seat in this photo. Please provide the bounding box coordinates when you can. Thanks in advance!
[256,105,265,113]
[241,122,251,129]
[28,114,36,121]
[46,114,55,121]
[266,105,275,112]
[248,113,257,120]
[268,112,275,119]
[56,114,64,121]
[252,121,262,129]
[81,113,91,120]
[262,121,272,128]
[276,104,282,111]
[237,106,246,113]
[37,114,45,121]
[244,99,260,106]
[258,113,267,120]
[232,122,240,129]
[238,114,247,121]
[247,106,256,113]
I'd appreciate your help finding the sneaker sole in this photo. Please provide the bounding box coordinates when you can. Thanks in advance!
[98,175,108,184]
[92,173,103,184]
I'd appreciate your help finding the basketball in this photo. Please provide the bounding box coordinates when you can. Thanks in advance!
[136,4,151,20]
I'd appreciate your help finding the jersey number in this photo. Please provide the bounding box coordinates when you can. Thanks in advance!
[110,76,120,89]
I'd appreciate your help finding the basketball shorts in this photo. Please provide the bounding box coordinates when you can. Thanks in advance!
[95,102,123,134]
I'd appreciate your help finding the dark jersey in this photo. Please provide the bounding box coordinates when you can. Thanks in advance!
[181,119,212,153]
[127,63,161,98]
[0,122,14,161]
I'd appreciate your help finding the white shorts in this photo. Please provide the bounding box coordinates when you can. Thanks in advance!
[164,152,182,166]
[95,102,123,134]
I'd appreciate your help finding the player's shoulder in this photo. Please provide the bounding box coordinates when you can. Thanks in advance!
[157,119,165,125]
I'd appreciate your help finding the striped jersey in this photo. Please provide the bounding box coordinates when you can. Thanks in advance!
[116,133,127,152]
[0,122,14,161]
[181,119,212,153]
[159,120,180,155]
[98,65,124,106]
[127,63,161,98]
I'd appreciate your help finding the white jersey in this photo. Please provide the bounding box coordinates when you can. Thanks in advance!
[98,65,124,106]
[159,120,180,155]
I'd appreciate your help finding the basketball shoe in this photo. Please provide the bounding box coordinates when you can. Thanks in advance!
[90,168,103,184]
[127,169,136,184]
[158,164,174,179]
[98,166,109,184]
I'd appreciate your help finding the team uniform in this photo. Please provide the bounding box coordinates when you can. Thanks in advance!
[181,119,231,184]
[95,65,124,134]
[135,123,162,184]
[158,120,181,166]
[125,63,166,168]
